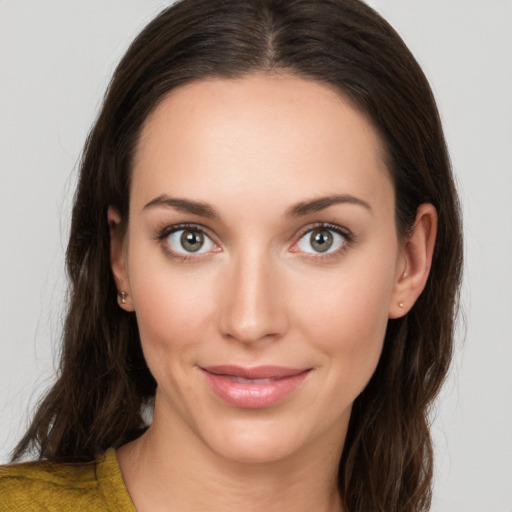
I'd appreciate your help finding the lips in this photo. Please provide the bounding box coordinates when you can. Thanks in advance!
[200,365,311,409]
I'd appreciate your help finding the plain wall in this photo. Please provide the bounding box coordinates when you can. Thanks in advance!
[1,1,511,510]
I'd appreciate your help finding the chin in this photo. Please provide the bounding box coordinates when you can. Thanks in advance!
[210,437,298,465]
[199,416,319,466]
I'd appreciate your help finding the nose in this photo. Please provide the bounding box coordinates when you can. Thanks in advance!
[217,249,288,345]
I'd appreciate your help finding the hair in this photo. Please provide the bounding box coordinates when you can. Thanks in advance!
[13,1,463,510]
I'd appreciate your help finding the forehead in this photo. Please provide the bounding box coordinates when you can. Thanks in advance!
[131,74,393,216]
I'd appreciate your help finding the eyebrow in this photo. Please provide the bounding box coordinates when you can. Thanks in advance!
[143,193,372,219]
[285,194,372,217]
[143,195,218,218]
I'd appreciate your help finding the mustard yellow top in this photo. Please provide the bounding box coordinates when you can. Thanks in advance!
[0,448,136,511]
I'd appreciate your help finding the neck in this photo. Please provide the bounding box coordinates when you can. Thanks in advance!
[117,400,347,512]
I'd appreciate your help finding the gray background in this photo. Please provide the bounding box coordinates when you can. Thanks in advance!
[1,1,511,510]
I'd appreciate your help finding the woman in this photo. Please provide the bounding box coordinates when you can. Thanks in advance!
[0,0,462,510]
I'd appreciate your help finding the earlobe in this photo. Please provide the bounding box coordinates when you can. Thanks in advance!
[107,206,134,311]
[389,203,437,319]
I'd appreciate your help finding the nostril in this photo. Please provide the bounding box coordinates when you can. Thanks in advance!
[216,255,288,344]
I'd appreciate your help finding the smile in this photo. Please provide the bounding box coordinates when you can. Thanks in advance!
[200,365,312,409]
[230,377,275,384]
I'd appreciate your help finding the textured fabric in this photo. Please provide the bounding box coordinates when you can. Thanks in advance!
[0,448,136,511]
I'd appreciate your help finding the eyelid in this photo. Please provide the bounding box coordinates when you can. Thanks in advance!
[290,222,354,258]
[157,222,213,240]
[295,222,352,239]
[154,221,354,262]
[156,223,221,261]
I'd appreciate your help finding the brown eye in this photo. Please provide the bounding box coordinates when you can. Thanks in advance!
[181,230,204,252]
[310,229,333,252]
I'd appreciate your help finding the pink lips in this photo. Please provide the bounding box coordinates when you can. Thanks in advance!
[201,365,311,409]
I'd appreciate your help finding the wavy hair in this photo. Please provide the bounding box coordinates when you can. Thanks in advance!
[13,1,463,510]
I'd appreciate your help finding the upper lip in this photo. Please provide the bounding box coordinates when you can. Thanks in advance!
[201,365,311,380]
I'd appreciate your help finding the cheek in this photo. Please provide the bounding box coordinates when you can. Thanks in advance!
[293,252,397,377]
[128,250,218,365]
[128,264,220,414]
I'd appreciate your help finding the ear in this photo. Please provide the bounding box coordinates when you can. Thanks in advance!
[388,203,437,319]
[108,206,134,312]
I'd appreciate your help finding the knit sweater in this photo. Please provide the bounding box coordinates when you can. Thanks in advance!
[0,448,136,511]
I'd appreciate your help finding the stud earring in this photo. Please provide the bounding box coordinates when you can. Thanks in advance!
[398,301,405,308]
[119,291,128,305]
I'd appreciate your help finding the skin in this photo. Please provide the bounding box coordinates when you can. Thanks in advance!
[110,74,437,512]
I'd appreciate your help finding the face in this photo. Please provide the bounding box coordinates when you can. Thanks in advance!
[111,74,408,465]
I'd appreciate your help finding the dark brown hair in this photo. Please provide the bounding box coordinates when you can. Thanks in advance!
[13,1,463,510]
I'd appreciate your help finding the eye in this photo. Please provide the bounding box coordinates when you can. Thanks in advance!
[163,227,217,255]
[295,226,348,254]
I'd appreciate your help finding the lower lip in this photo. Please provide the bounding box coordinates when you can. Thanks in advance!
[201,369,310,409]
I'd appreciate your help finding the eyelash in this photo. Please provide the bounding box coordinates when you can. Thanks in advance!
[156,223,218,263]
[155,222,354,263]
[292,222,354,261]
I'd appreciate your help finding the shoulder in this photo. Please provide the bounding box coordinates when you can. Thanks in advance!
[0,449,136,511]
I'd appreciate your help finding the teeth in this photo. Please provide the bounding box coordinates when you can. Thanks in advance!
[233,377,274,384]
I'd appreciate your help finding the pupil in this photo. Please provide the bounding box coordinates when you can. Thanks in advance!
[311,230,333,252]
[181,230,204,252]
